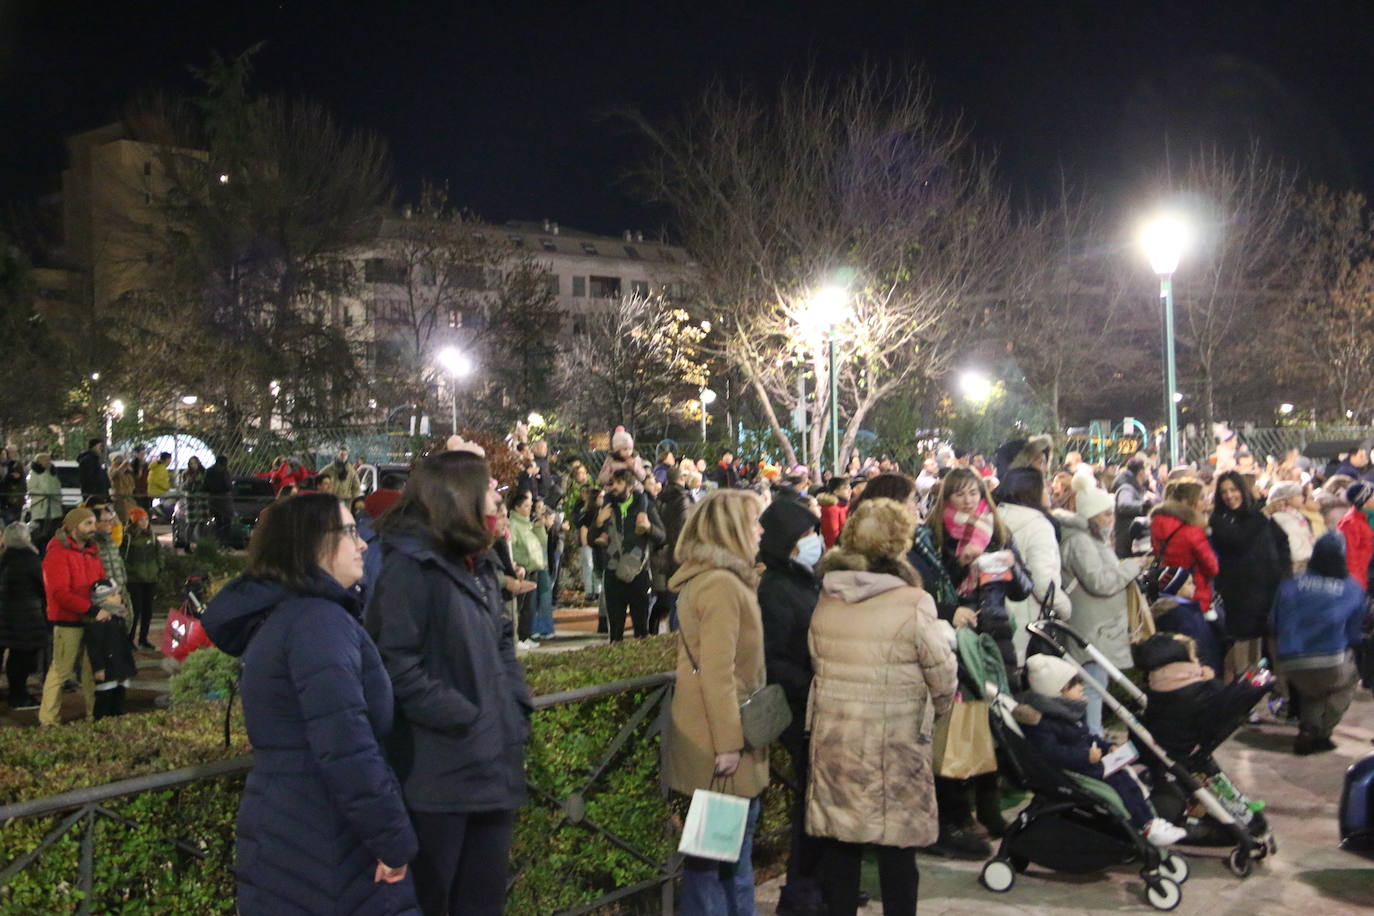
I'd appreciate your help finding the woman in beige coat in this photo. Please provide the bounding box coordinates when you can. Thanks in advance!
[808,498,957,916]
[664,489,768,915]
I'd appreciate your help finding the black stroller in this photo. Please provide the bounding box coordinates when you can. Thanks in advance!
[978,655,1189,910]
[1017,619,1275,879]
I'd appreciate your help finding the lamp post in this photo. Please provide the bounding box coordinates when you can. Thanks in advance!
[1141,215,1189,468]
[174,395,198,470]
[808,287,850,475]
[436,346,473,434]
[699,387,717,442]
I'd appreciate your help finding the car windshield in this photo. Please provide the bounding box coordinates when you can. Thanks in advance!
[55,466,81,489]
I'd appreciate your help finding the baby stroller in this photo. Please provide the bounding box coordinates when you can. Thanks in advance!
[977,627,1189,909]
[1025,619,1275,879]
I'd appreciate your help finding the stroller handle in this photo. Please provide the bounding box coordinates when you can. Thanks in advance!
[1026,619,1149,709]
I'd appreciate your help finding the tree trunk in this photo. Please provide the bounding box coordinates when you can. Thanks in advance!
[745,372,799,468]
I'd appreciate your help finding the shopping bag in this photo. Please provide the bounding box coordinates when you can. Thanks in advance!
[161,606,212,663]
[931,696,997,779]
[677,789,750,862]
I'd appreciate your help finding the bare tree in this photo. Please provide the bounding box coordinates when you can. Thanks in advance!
[1156,145,1301,434]
[1004,178,1142,433]
[556,293,708,435]
[1285,186,1374,420]
[627,65,1015,471]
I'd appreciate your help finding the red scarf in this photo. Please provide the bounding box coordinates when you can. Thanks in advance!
[943,500,996,595]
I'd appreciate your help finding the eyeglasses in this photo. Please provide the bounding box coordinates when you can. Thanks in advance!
[333,524,361,541]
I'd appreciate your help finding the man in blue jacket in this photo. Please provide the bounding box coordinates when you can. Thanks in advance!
[1271,531,1368,755]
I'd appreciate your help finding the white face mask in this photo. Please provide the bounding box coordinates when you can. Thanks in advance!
[794,532,824,569]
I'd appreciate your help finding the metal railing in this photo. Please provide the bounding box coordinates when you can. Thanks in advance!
[0,671,684,916]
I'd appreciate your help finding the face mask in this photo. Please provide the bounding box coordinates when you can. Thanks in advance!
[794,532,824,569]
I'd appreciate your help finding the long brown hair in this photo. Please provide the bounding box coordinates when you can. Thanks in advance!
[926,467,1009,550]
[377,450,493,558]
[245,493,347,591]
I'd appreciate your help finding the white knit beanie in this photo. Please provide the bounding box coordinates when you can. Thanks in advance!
[611,426,634,452]
[1027,654,1079,697]
[1075,485,1114,520]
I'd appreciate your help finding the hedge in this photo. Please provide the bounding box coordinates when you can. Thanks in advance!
[0,636,793,915]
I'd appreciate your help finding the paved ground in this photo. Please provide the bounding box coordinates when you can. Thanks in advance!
[756,690,1374,914]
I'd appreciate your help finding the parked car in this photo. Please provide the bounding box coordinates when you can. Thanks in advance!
[357,463,411,496]
[171,476,275,550]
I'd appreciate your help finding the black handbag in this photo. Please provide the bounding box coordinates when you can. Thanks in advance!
[681,635,792,750]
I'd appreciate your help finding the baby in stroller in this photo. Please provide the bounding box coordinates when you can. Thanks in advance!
[1135,632,1272,842]
[1021,655,1186,847]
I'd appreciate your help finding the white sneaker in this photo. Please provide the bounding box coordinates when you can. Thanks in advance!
[516,639,539,651]
[1144,818,1186,847]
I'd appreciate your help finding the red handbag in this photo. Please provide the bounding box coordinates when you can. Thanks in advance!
[161,605,213,662]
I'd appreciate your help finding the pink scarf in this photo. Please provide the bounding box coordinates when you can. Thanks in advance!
[944,500,996,595]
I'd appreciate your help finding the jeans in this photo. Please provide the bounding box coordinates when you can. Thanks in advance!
[410,809,515,916]
[1082,660,1107,737]
[681,796,760,916]
[533,569,555,636]
[579,546,600,597]
[515,591,534,642]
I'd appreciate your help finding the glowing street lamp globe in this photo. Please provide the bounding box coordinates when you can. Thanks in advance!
[959,370,993,404]
[437,346,473,378]
[1140,215,1190,276]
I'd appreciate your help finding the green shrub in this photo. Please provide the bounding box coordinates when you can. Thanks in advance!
[168,648,241,704]
[0,635,793,915]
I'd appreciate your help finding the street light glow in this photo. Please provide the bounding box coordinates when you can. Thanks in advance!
[959,370,992,404]
[110,399,125,417]
[1140,214,1190,276]
[180,395,199,406]
[527,412,546,426]
[1279,402,1294,415]
[437,346,473,377]
[807,286,851,329]
[700,387,717,405]
[1172,391,1184,403]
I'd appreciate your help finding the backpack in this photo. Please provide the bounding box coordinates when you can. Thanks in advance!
[1140,526,1181,603]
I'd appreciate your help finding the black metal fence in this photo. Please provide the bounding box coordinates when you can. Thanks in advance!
[0,672,689,916]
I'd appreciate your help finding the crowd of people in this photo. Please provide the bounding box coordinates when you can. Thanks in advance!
[2,423,1372,916]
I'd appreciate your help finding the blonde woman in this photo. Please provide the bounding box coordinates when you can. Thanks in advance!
[809,498,957,915]
[664,489,768,915]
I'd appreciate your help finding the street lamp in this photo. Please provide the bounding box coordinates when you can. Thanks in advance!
[699,386,717,441]
[436,346,473,434]
[1140,214,1191,467]
[958,370,993,405]
[527,412,546,428]
[806,286,851,475]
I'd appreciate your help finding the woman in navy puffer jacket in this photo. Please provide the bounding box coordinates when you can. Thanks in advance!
[203,493,419,915]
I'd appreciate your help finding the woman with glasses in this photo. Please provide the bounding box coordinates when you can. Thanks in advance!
[201,492,419,915]
[367,450,533,916]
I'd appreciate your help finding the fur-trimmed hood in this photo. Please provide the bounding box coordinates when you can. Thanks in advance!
[668,544,760,591]
[1151,499,1205,529]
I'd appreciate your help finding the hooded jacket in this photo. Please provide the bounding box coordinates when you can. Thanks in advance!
[1055,510,1137,669]
[999,502,1073,661]
[1150,501,1219,612]
[664,547,770,799]
[42,531,105,625]
[1019,692,1108,776]
[365,522,532,813]
[651,482,691,586]
[201,575,419,915]
[0,547,47,651]
[1271,532,1366,670]
[76,448,109,499]
[757,497,822,745]
[25,462,64,521]
[1336,506,1374,592]
[816,492,848,549]
[807,553,956,848]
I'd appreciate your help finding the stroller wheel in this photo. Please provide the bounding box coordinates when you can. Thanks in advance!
[1159,852,1189,884]
[1145,876,1182,911]
[980,859,1015,893]
[1226,846,1254,878]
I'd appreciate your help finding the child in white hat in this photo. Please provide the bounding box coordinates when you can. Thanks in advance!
[1022,654,1185,846]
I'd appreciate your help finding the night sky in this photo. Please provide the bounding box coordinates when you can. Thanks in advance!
[5,0,1374,236]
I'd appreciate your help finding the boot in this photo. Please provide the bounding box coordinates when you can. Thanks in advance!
[922,823,991,859]
[1293,728,1316,756]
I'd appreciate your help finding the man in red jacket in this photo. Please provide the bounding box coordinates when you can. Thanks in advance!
[1337,481,1374,592]
[38,507,105,725]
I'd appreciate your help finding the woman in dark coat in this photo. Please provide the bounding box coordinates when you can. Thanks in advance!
[367,449,533,916]
[757,495,824,915]
[201,493,419,915]
[1210,471,1291,680]
[0,522,47,708]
